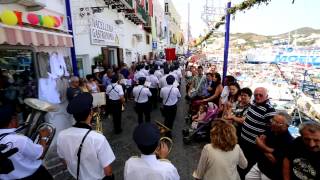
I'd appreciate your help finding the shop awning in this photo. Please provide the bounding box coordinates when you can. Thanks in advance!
[0,23,73,47]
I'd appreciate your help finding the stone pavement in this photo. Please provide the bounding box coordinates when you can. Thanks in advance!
[45,81,205,180]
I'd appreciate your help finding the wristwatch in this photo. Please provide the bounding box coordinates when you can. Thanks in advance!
[40,137,49,141]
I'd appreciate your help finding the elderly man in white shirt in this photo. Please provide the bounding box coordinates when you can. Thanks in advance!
[160,75,181,138]
[57,93,115,180]
[124,123,180,180]
[133,77,152,124]
[0,106,52,180]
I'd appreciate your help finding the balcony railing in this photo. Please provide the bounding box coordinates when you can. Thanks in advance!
[121,0,133,8]
[136,4,148,23]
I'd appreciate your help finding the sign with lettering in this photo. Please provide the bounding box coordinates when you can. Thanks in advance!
[90,18,119,46]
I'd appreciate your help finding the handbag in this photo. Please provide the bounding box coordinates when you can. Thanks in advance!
[160,87,173,116]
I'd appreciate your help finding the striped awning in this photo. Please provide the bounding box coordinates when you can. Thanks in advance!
[0,23,73,47]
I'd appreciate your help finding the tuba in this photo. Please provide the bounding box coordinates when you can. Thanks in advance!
[17,98,57,158]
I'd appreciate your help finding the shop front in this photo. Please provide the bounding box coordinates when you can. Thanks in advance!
[0,8,74,146]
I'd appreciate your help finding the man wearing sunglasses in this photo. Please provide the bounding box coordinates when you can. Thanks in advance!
[238,87,276,179]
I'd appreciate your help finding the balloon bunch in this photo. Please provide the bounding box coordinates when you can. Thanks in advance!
[0,10,63,28]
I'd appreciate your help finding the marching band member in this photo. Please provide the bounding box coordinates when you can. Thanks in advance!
[147,69,160,109]
[57,93,115,180]
[133,77,152,124]
[106,75,125,134]
[160,75,181,138]
[0,106,53,180]
[124,123,180,180]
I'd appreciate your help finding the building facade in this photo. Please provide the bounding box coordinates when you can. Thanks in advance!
[163,0,184,54]
[71,0,154,77]
[0,0,75,146]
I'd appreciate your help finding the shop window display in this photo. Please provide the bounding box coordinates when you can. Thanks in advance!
[0,48,37,122]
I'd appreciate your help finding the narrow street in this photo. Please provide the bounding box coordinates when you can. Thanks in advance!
[45,80,205,180]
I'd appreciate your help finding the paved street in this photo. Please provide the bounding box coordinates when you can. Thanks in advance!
[45,81,206,180]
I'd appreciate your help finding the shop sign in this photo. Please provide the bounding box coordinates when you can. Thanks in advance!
[152,41,157,49]
[90,18,119,46]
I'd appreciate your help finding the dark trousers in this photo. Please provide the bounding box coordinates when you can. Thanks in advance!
[163,104,177,136]
[238,139,259,180]
[135,102,151,124]
[19,165,53,180]
[107,99,122,132]
[149,88,158,108]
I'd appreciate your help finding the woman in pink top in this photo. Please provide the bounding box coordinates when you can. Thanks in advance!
[192,105,207,122]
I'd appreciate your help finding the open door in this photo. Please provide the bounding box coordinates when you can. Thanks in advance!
[117,48,124,66]
[101,47,109,68]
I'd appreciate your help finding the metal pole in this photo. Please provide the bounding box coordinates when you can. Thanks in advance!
[222,0,231,83]
[187,1,190,55]
[65,0,79,76]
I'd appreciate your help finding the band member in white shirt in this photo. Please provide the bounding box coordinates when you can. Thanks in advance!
[147,68,160,109]
[0,106,53,180]
[154,64,163,80]
[133,77,152,124]
[106,75,125,134]
[160,75,181,138]
[124,123,180,180]
[134,65,146,84]
[57,93,115,180]
[159,68,170,89]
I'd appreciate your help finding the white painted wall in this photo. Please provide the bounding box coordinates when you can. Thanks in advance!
[71,0,152,75]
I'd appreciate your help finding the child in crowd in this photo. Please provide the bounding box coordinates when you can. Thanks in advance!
[222,102,234,123]
[191,105,207,129]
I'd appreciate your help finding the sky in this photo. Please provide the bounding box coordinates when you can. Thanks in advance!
[172,0,320,37]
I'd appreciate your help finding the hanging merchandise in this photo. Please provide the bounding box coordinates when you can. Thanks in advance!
[52,16,61,27]
[38,78,61,104]
[49,52,69,78]
[13,11,23,26]
[27,13,40,25]
[0,10,18,26]
[64,56,73,75]
[36,52,50,78]
[42,16,54,28]
[56,78,69,103]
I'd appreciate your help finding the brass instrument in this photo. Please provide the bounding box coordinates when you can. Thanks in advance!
[155,120,173,154]
[17,98,57,158]
[92,106,103,133]
[91,92,106,134]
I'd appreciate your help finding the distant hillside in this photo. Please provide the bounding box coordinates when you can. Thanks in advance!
[206,27,320,49]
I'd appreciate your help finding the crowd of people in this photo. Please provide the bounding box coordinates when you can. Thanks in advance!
[0,59,319,180]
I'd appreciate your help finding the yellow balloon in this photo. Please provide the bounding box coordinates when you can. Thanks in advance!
[0,10,18,26]
[43,16,54,28]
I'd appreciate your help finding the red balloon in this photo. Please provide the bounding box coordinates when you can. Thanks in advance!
[53,16,61,27]
[27,13,39,25]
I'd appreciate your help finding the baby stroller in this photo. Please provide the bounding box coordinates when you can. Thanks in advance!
[182,103,219,144]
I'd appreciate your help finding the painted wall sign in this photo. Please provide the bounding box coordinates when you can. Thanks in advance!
[90,18,119,46]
